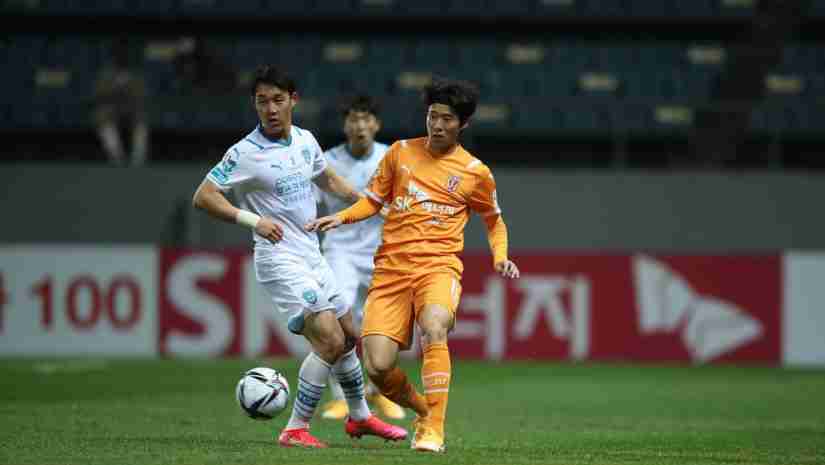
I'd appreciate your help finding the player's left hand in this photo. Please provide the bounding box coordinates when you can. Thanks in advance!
[305,215,343,232]
[494,260,520,279]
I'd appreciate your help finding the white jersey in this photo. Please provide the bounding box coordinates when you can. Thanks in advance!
[206,124,327,265]
[319,142,388,256]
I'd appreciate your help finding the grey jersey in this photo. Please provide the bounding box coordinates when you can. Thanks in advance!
[319,142,388,256]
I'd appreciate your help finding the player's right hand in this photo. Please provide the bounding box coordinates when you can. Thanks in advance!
[305,215,343,232]
[255,217,284,243]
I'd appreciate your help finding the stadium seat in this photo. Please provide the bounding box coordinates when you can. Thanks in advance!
[811,0,825,17]
[580,0,625,17]
[717,0,756,18]
[489,0,532,17]
[533,0,578,17]
[314,0,357,15]
[394,0,443,15]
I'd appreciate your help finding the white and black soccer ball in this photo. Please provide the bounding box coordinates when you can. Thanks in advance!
[235,367,290,420]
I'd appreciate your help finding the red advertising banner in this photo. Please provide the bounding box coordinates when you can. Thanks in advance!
[454,253,781,363]
[155,249,781,364]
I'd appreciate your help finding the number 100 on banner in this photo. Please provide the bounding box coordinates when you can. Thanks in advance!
[0,246,158,356]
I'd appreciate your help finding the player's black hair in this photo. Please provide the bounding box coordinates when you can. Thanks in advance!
[250,65,297,97]
[338,94,381,120]
[422,77,479,126]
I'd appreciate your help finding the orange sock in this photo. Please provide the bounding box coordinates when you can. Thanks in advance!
[373,367,428,417]
[421,342,451,435]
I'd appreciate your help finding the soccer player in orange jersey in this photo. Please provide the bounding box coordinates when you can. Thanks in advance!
[307,78,520,453]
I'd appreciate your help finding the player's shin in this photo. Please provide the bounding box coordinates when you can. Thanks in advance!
[372,366,429,417]
[285,352,330,431]
[421,342,451,434]
[331,348,371,421]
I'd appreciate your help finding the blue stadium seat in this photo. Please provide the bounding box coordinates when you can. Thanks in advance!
[539,69,578,97]
[534,0,578,17]
[717,0,755,18]
[780,46,825,73]
[357,0,396,15]
[600,46,639,71]
[812,0,825,17]
[489,0,532,17]
[409,39,454,68]
[313,0,356,15]
[622,71,678,99]
[364,38,410,71]
[512,99,558,133]
[580,0,625,17]
[673,0,714,17]
[486,67,545,97]
[614,103,653,133]
[455,39,502,71]
[551,43,600,71]
[395,0,443,15]
[636,44,685,69]
[446,0,488,16]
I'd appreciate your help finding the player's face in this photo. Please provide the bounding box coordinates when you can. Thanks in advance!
[253,83,296,139]
[343,110,380,152]
[426,103,466,153]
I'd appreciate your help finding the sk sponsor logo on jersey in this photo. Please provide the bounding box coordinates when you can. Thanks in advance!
[446,174,461,193]
[393,181,430,212]
[302,148,312,166]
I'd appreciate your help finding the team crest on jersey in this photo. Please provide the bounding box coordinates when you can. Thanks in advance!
[446,174,462,193]
[302,148,312,166]
[302,289,318,305]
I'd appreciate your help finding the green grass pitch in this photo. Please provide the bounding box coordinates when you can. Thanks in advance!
[1,358,823,465]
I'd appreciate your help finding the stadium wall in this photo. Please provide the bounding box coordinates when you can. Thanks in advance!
[1,246,824,366]
[2,165,825,250]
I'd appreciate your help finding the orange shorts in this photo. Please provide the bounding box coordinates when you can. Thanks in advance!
[361,269,462,350]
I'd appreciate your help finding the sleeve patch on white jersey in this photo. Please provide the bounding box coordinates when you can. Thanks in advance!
[365,189,385,205]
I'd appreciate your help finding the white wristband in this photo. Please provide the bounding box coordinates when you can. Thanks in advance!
[235,210,261,229]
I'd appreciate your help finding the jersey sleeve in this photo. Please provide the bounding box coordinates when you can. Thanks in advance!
[468,164,502,217]
[364,142,397,205]
[309,134,327,179]
[206,147,253,192]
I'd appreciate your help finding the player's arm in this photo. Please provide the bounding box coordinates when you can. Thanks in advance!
[305,196,382,232]
[192,179,283,243]
[483,214,519,279]
[469,165,519,279]
[312,166,361,203]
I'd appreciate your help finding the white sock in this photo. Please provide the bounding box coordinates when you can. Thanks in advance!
[331,348,370,421]
[97,123,124,165]
[130,122,149,166]
[328,374,345,400]
[365,380,377,397]
[285,352,329,430]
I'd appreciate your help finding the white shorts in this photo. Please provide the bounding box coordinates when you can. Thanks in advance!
[254,248,346,335]
[325,252,375,324]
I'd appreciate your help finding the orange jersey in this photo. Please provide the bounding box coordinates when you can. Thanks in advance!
[364,137,501,275]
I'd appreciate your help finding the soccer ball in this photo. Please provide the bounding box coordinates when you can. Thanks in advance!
[235,367,290,420]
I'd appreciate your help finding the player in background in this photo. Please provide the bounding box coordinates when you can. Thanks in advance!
[192,65,406,449]
[307,78,520,453]
[316,95,405,421]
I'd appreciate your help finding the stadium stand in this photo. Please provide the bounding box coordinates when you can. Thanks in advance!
[1,0,823,168]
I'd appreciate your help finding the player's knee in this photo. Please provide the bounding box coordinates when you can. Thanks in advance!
[316,331,347,364]
[419,323,449,346]
[364,350,394,381]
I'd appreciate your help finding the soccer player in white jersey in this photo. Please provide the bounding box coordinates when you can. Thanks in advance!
[317,95,405,421]
[192,65,406,449]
